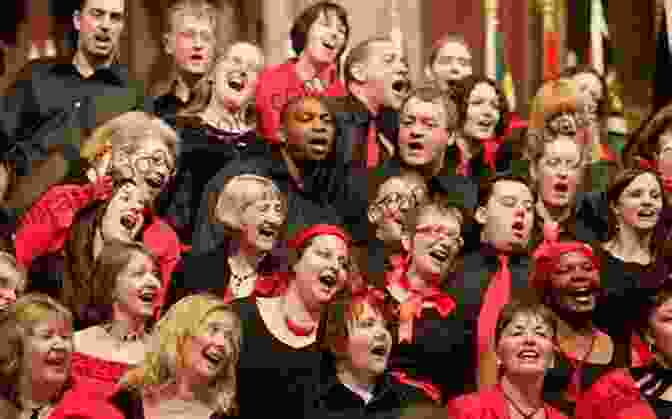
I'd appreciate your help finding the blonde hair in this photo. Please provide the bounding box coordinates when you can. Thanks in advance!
[213,175,286,232]
[121,294,240,415]
[165,0,217,34]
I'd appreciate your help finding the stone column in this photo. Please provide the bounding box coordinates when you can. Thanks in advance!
[261,0,294,66]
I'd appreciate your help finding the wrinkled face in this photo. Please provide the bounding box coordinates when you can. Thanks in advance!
[181,310,238,385]
[399,98,450,167]
[303,10,347,65]
[129,137,176,201]
[368,176,427,244]
[613,173,663,232]
[213,43,264,110]
[657,128,672,179]
[430,41,473,88]
[478,180,534,252]
[549,251,600,314]
[573,72,603,123]
[0,261,23,313]
[238,188,286,253]
[463,83,500,140]
[344,302,392,378]
[547,111,578,137]
[285,97,336,161]
[74,0,125,59]
[497,313,554,377]
[361,41,410,110]
[100,182,147,244]
[409,208,462,278]
[166,14,215,76]
[534,138,583,210]
[23,316,74,389]
[114,251,161,319]
[294,235,349,306]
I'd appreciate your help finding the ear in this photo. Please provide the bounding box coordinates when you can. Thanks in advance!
[163,33,174,56]
[610,201,621,218]
[350,62,367,84]
[474,205,488,226]
[73,11,81,32]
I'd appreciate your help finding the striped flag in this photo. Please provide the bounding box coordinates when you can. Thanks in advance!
[590,0,609,74]
[495,29,516,111]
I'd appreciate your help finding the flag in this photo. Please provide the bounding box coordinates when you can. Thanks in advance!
[590,0,609,74]
[495,28,516,111]
[653,3,672,113]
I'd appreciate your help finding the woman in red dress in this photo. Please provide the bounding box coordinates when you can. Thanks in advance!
[71,240,161,386]
[446,300,568,419]
[0,294,124,419]
[255,1,349,143]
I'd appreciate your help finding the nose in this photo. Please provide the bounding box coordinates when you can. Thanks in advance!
[409,130,424,139]
[267,210,284,226]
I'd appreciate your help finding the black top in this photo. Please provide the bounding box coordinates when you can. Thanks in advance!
[232,296,323,418]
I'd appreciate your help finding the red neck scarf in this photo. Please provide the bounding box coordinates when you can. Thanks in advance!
[481,136,504,171]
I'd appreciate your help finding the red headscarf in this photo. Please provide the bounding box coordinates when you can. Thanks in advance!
[288,224,351,249]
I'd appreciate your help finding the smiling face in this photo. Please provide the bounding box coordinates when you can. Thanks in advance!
[284,97,336,161]
[180,310,238,386]
[0,260,23,313]
[293,235,349,306]
[548,250,600,314]
[463,82,501,140]
[613,173,663,232]
[360,41,411,110]
[165,13,215,76]
[213,43,263,111]
[408,207,463,279]
[100,182,147,243]
[303,9,348,65]
[430,41,473,88]
[477,180,534,253]
[497,312,554,377]
[131,137,176,201]
[533,137,583,210]
[74,0,125,59]
[398,97,451,168]
[238,191,286,253]
[113,251,161,319]
[368,176,427,244]
[23,316,74,390]
[343,301,392,379]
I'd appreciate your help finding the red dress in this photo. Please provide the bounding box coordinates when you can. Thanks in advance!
[48,375,124,419]
[15,184,182,314]
[71,351,131,387]
[255,59,346,143]
[446,385,569,419]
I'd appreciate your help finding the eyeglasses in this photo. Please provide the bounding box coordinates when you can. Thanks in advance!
[415,224,460,240]
[134,151,175,175]
[540,157,582,172]
[368,191,419,223]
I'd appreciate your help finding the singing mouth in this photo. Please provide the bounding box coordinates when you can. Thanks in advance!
[517,349,540,360]
[138,289,157,303]
[319,271,337,288]
[392,79,410,95]
[120,213,140,232]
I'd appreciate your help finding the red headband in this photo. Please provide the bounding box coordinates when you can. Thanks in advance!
[287,224,351,249]
[531,222,600,287]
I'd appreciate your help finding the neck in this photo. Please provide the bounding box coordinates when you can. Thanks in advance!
[337,364,377,393]
[284,283,321,325]
[109,307,148,339]
[555,312,595,340]
[349,84,381,116]
[174,71,200,103]
[173,373,211,405]
[456,134,479,161]
[201,101,242,130]
[280,147,305,181]
[607,226,653,263]
[295,53,331,82]
[17,375,63,408]
[500,374,544,411]
[73,48,113,78]
[405,262,434,292]
[536,200,572,224]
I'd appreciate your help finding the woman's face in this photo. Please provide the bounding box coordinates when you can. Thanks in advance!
[430,41,473,88]
[181,310,238,385]
[534,137,583,210]
[294,234,349,306]
[548,251,600,315]
[213,43,263,111]
[409,209,462,279]
[114,251,161,319]
[613,173,663,232]
[303,9,347,65]
[0,261,22,313]
[463,82,500,140]
[497,312,554,377]
[344,301,392,379]
[101,183,147,243]
[368,177,427,244]
[112,138,175,202]
[573,72,603,123]
[238,188,286,253]
[22,315,74,389]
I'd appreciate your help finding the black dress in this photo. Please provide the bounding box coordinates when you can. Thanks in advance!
[232,296,323,418]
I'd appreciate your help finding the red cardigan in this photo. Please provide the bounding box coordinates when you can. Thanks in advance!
[255,59,346,143]
[574,368,657,419]
[15,184,181,312]
[446,386,568,419]
[47,375,123,419]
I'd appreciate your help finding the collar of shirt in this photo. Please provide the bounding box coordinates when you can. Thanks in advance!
[317,371,400,408]
[49,55,126,86]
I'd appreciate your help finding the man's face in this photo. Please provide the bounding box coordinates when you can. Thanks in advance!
[74,0,125,59]
[477,180,534,253]
[165,14,216,76]
[284,97,336,162]
[430,41,472,89]
[398,97,450,168]
[359,41,410,110]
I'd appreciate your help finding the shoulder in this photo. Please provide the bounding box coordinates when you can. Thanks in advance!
[53,376,123,419]
[446,388,500,417]
[257,62,297,87]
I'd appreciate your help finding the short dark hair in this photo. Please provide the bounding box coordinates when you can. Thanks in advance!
[290,1,350,57]
[454,75,510,137]
[400,84,459,131]
[344,36,393,86]
[477,175,532,209]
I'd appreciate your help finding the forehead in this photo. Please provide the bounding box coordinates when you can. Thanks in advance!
[417,207,460,228]
[224,43,263,64]
[32,315,71,332]
[403,98,444,119]
[83,0,124,13]
[436,41,471,59]
[543,138,581,157]
[557,250,592,265]
[312,8,345,25]
[137,136,171,154]
[492,180,532,201]
[367,41,402,60]
[310,234,348,254]
[624,173,660,191]
[503,312,551,332]
[290,97,328,115]
[469,82,497,99]
[378,177,412,196]
[573,72,601,88]
[172,13,214,33]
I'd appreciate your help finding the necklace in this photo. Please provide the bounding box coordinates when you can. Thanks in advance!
[501,388,544,419]
[556,329,599,401]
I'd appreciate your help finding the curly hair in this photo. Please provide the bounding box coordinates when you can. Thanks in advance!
[454,75,510,138]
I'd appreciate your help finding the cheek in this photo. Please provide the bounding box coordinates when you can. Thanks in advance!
[174,37,194,63]
[620,204,640,224]
[80,15,97,34]
[540,172,556,199]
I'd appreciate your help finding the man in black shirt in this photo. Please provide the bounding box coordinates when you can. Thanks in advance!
[0,0,149,220]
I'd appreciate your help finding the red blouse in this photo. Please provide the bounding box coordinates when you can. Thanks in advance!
[48,375,123,419]
[574,368,657,419]
[255,59,346,143]
[446,385,569,419]
[71,351,131,386]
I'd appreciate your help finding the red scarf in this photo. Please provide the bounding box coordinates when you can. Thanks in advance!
[481,136,504,171]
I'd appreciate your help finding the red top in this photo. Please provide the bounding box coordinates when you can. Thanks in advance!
[446,385,569,419]
[574,368,656,419]
[15,184,181,314]
[48,375,123,419]
[255,59,346,143]
[71,351,131,386]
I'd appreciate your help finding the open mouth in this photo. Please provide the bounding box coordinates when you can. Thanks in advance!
[45,354,67,367]
[638,208,658,218]
[319,271,337,288]
[407,141,425,152]
[228,76,246,92]
[570,287,594,303]
[309,137,330,152]
[191,54,205,62]
[94,34,111,43]
[511,221,525,238]
[146,174,165,189]
[370,343,388,357]
[120,213,139,232]
[477,120,494,130]
[258,225,278,240]
[429,247,450,264]
[203,350,225,367]
[517,349,540,361]
[392,79,410,95]
[138,289,157,304]
[553,182,569,193]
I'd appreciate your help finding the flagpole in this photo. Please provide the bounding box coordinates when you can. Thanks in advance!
[484,0,498,80]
